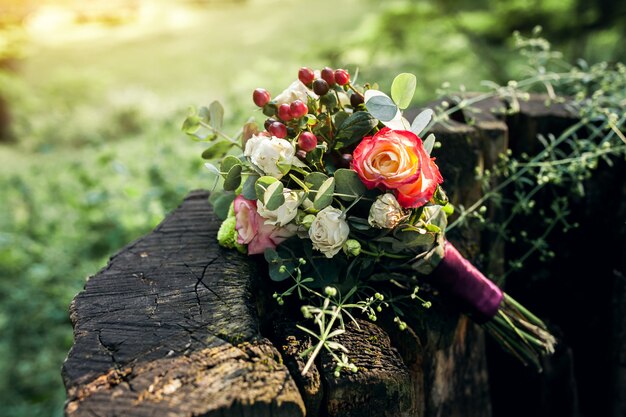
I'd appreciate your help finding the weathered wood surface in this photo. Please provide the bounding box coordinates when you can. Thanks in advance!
[63,191,305,417]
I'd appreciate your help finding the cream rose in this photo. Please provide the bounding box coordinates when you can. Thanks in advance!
[257,189,301,227]
[244,134,296,179]
[274,80,318,105]
[368,193,406,229]
[308,206,350,258]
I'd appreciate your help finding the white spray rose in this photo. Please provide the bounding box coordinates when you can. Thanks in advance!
[244,134,296,179]
[274,80,318,105]
[309,206,350,258]
[368,193,406,229]
[257,189,301,227]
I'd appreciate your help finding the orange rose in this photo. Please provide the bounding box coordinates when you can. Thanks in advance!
[352,128,443,208]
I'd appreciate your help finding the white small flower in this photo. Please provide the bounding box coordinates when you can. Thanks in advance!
[244,134,296,179]
[368,193,406,229]
[309,206,350,258]
[257,189,301,227]
[274,80,318,105]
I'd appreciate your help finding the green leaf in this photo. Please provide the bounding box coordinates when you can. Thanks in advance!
[209,101,224,130]
[182,107,201,134]
[334,111,378,148]
[423,133,436,156]
[313,177,335,210]
[305,172,329,189]
[390,73,417,109]
[334,111,350,129]
[209,191,235,220]
[365,94,398,122]
[264,180,285,211]
[204,162,220,176]
[223,164,243,191]
[411,109,433,136]
[241,174,259,200]
[265,248,295,281]
[334,168,366,201]
[220,155,242,178]
[197,106,211,123]
[201,140,234,160]
[255,176,278,200]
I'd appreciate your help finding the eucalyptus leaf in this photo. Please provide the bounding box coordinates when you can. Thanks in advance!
[241,174,259,200]
[204,162,220,176]
[223,164,243,191]
[305,172,329,189]
[313,177,335,210]
[209,101,224,130]
[209,191,235,220]
[365,94,398,122]
[201,140,234,160]
[264,180,285,211]
[423,133,436,155]
[334,168,367,201]
[198,106,211,123]
[181,108,201,134]
[411,109,434,136]
[391,73,417,109]
[255,175,278,200]
[220,155,241,178]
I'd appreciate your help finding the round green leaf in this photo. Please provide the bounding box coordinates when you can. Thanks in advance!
[391,73,417,110]
[365,94,398,122]
[223,164,243,191]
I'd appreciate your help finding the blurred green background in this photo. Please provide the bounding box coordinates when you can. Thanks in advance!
[0,0,624,416]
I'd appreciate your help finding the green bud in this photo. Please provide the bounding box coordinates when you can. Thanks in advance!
[343,239,362,257]
[374,292,384,301]
[279,265,287,274]
[300,214,316,229]
[324,286,338,297]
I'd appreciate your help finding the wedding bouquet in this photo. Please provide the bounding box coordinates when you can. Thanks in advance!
[183,67,556,374]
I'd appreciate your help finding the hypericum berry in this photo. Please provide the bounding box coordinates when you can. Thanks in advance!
[268,121,287,138]
[312,79,330,95]
[350,92,364,107]
[334,69,350,86]
[253,88,270,107]
[321,67,336,86]
[289,100,308,119]
[277,103,293,121]
[264,118,277,130]
[298,67,315,85]
[298,131,318,152]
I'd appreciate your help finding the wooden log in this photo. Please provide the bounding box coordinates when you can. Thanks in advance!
[63,190,305,417]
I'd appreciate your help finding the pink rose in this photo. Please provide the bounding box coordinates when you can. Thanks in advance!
[233,195,295,255]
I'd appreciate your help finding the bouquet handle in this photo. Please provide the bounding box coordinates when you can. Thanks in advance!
[432,240,556,371]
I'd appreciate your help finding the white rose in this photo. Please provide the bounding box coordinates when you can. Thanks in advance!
[368,193,406,229]
[257,189,301,226]
[274,80,318,105]
[309,206,350,258]
[244,134,296,179]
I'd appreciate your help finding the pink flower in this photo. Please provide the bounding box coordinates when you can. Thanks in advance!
[233,195,295,255]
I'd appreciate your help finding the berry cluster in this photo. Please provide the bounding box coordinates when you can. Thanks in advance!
[251,66,365,157]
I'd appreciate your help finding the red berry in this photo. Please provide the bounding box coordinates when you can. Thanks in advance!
[253,88,270,107]
[277,103,293,121]
[312,79,330,95]
[269,121,287,138]
[321,67,336,86]
[350,93,364,107]
[334,69,350,86]
[264,118,277,130]
[298,132,318,152]
[289,100,308,119]
[298,67,315,85]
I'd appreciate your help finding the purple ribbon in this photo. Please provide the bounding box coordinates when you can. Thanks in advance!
[431,241,503,324]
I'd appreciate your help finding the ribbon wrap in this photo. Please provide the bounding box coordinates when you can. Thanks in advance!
[431,241,503,324]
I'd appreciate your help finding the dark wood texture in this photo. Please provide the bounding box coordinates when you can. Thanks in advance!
[63,191,305,417]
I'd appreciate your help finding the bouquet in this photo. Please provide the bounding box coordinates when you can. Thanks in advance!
[183,66,556,374]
